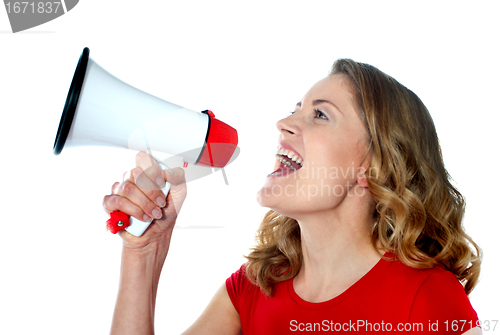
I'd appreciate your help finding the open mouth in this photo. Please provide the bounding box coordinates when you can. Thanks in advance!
[270,147,304,176]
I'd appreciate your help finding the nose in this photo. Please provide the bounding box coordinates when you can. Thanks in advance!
[276,113,301,136]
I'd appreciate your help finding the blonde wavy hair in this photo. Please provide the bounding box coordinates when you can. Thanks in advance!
[245,59,482,297]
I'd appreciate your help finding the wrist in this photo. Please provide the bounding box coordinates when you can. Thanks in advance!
[116,239,170,320]
[112,245,163,335]
[122,227,173,257]
[121,239,170,276]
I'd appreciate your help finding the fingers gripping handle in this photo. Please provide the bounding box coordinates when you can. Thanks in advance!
[107,182,171,237]
[126,182,171,236]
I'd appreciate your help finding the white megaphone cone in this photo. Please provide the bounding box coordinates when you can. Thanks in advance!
[54,47,238,236]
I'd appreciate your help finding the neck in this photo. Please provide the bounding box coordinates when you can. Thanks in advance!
[293,186,384,303]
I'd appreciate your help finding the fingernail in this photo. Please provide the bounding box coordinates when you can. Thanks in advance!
[152,208,162,219]
[156,196,166,207]
[143,214,150,222]
[156,177,165,187]
[165,169,176,176]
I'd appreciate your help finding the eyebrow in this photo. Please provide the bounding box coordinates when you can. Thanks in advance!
[296,99,343,115]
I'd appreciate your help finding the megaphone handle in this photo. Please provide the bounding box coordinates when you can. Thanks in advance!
[107,182,171,236]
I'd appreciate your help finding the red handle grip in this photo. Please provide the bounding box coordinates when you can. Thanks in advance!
[106,211,131,234]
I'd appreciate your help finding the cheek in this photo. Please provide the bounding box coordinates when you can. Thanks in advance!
[296,149,360,201]
[309,146,358,180]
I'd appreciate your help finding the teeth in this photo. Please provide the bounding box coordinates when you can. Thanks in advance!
[275,155,297,170]
[275,147,304,167]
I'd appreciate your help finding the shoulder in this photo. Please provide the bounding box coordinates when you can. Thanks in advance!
[384,257,474,309]
[409,267,476,315]
[379,258,478,334]
[401,264,478,334]
[225,263,259,314]
[381,256,466,293]
[377,255,458,299]
[226,263,249,290]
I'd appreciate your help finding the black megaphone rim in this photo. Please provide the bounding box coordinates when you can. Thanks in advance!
[53,47,90,155]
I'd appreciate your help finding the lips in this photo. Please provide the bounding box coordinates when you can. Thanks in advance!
[268,145,304,177]
[276,152,302,171]
[275,146,303,171]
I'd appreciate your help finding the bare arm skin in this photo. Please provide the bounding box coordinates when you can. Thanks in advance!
[182,284,242,335]
[110,240,170,334]
[105,152,240,334]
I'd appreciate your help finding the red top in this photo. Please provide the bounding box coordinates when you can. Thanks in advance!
[226,254,478,334]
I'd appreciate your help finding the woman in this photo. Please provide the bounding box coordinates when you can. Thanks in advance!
[104,59,482,334]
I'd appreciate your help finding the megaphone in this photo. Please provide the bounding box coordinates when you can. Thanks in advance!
[53,47,238,236]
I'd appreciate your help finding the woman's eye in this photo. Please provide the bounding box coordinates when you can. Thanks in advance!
[314,109,327,119]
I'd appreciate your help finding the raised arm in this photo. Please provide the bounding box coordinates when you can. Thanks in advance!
[104,152,187,334]
[103,152,241,334]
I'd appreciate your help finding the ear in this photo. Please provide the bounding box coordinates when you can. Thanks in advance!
[357,167,369,188]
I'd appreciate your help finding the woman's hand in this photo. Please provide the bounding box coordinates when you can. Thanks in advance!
[103,152,187,251]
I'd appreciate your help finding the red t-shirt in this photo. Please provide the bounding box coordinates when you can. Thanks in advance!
[226,254,478,334]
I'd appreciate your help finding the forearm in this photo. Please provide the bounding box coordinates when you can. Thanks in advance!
[110,239,171,335]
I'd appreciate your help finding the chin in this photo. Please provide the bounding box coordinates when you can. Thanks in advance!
[255,187,272,208]
[255,188,298,219]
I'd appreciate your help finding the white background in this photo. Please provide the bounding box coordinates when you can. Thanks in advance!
[1,1,499,334]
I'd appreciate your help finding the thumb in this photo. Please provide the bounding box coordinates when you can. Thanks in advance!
[162,167,186,218]
[163,167,186,186]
